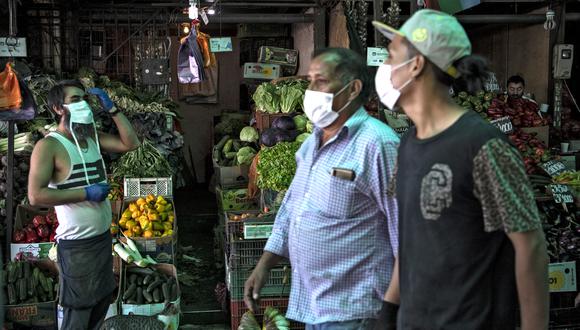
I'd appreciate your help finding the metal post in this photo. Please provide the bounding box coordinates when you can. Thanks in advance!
[373,0,382,47]
[313,7,326,51]
[6,122,14,261]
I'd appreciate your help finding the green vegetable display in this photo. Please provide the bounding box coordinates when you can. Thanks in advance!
[240,126,259,143]
[252,79,308,114]
[112,139,173,180]
[257,142,301,192]
[295,133,311,144]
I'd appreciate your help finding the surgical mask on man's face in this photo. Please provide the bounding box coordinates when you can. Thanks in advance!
[303,81,353,128]
[64,100,103,186]
[375,58,415,110]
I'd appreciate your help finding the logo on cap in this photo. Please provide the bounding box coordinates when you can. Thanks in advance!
[412,28,428,43]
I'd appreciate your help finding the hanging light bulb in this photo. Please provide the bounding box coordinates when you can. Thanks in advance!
[208,8,216,15]
[182,23,190,34]
[189,1,199,20]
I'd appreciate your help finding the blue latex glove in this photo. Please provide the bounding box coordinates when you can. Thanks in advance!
[85,183,111,202]
[87,88,115,113]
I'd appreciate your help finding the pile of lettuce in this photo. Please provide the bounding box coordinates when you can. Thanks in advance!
[257,141,301,192]
[252,79,308,114]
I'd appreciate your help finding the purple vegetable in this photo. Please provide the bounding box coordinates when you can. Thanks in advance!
[272,116,296,131]
[260,128,281,147]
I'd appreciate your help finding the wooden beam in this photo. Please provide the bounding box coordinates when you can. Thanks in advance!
[313,6,326,51]
[373,0,382,46]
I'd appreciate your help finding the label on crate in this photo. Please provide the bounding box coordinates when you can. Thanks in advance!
[549,261,576,292]
[367,47,388,66]
[244,224,274,239]
[490,116,514,134]
[541,160,568,177]
[549,184,574,204]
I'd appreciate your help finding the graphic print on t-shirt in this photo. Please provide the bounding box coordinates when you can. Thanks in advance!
[420,163,453,220]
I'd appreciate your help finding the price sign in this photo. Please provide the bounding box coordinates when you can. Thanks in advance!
[549,184,574,204]
[541,160,568,177]
[549,261,576,292]
[200,11,209,25]
[394,126,409,135]
[490,116,514,134]
[209,37,233,52]
[367,47,389,66]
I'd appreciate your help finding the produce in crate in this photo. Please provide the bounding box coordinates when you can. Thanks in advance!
[507,129,551,175]
[213,135,257,167]
[119,194,174,238]
[253,79,308,114]
[486,94,549,128]
[121,267,179,304]
[2,261,58,305]
[240,126,259,143]
[538,201,580,261]
[238,307,290,330]
[113,237,157,268]
[453,90,494,118]
[12,209,59,243]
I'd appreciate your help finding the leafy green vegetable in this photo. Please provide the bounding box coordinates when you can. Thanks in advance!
[306,121,314,133]
[279,85,304,113]
[237,146,257,165]
[257,141,301,192]
[240,126,259,143]
[253,83,280,113]
[111,139,173,180]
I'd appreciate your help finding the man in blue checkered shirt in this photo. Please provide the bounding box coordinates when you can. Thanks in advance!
[244,48,400,330]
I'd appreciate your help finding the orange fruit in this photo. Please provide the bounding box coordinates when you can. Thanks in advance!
[131,210,141,219]
[142,230,154,238]
[148,213,159,222]
[136,198,146,206]
[125,220,136,231]
[132,226,142,235]
[128,203,138,212]
[123,229,133,238]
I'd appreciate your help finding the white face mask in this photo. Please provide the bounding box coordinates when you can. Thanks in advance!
[375,58,415,110]
[64,100,104,186]
[303,81,353,128]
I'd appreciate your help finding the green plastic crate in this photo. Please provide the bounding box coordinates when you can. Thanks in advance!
[227,266,291,300]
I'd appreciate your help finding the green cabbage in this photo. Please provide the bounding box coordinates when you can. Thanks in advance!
[295,133,311,143]
[240,126,259,143]
[237,146,257,166]
[293,115,308,132]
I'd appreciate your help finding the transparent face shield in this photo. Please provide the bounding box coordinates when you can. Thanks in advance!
[63,100,106,186]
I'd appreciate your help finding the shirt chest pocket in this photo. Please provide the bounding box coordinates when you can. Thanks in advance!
[311,173,358,219]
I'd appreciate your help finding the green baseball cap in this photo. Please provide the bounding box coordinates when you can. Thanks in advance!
[372,9,471,78]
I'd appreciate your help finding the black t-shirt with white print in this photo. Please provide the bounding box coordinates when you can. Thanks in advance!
[396,111,542,330]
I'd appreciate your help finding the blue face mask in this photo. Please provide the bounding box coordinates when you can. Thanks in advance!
[64,100,104,186]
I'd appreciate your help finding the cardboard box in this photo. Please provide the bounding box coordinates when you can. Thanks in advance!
[521,126,550,146]
[118,197,177,263]
[11,205,54,260]
[3,260,58,330]
[243,63,281,80]
[214,165,250,189]
[120,264,180,329]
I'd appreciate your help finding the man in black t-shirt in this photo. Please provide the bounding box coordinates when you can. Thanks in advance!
[372,10,549,330]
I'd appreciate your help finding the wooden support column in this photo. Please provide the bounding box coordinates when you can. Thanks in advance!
[313,6,326,51]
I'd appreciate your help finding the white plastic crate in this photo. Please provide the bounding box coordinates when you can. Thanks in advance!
[123,177,173,198]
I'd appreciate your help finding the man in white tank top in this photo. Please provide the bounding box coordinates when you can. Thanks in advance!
[28,80,140,330]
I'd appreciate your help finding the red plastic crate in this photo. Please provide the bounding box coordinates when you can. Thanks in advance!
[230,298,304,330]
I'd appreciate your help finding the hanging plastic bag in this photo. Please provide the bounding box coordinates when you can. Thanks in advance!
[0,77,37,121]
[0,63,22,110]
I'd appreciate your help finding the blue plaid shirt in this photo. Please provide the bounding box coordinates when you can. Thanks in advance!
[265,108,400,324]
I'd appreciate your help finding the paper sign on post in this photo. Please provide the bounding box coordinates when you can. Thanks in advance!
[541,160,568,177]
[0,37,27,57]
[549,261,576,292]
[367,47,388,66]
[200,11,209,25]
[490,116,514,134]
[210,37,233,52]
[549,184,574,204]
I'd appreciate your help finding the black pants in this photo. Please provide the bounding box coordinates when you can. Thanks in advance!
[62,291,113,330]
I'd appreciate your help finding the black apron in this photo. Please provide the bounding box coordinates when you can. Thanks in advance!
[57,230,115,309]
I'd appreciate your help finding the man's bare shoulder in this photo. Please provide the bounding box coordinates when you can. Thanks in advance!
[33,135,62,155]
